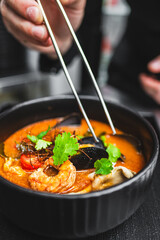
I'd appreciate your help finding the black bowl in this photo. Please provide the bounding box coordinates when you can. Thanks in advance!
[0,95,158,239]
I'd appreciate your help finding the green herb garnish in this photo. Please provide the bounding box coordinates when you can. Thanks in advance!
[94,144,121,175]
[52,132,79,166]
[94,158,113,175]
[106,143,121,162]
[100,135,108,148]
[27,126,52,150]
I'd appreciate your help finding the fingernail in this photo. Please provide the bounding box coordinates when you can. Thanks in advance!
[149,59,160,70]
[32,26,45,40]
[26,6,41,23]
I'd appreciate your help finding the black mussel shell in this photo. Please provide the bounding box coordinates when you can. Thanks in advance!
[70,147,108,170]
[52,113,81,129]
[78,137,105,149]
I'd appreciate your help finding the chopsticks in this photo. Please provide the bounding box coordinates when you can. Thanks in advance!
[37,0,116,141]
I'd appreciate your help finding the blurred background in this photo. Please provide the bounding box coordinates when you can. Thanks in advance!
[0,0,130,107]
[98,0,130,86]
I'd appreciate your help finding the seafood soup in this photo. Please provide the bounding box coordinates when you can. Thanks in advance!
[0,114,145,194]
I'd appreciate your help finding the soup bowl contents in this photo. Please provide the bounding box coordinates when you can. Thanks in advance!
[0,96,158,238]
[1,114,145,194]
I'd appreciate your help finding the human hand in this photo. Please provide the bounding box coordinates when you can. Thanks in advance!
[139,56,160,104]
[0,0,86,58]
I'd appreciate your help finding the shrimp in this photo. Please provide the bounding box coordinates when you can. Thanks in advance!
[28,159,76,193]
[3,157,27,177]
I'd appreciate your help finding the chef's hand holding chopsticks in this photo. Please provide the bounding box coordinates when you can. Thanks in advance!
[139,56,160,104]
[0,0,86,58]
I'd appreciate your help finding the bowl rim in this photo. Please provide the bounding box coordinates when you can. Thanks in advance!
[0,94,159,199]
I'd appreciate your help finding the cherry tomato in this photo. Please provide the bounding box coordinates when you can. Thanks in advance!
[20,154,41,170]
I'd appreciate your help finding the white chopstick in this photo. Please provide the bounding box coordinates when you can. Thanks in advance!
[55,0,116,135]
[37,0,116,141]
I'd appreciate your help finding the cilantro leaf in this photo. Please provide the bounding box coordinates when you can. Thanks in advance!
[35,139,52,151]
[53,132,79,166]
[106,144,121,163]
[94,158,113,175]
[27,135,38,143]
[27,126,52,150]
[94,143,121,175]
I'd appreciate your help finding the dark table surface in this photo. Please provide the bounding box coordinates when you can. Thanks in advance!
[0,84,160,240]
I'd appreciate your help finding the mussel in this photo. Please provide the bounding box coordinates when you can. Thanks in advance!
[78,137,105,149]
[70,147,108,170]
[70,137,108,170]
[52,113,82,129]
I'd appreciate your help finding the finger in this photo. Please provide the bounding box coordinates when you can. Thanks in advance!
[21,39,55,55]
[5,18,51,46]
[3,0,43,24]
[1,2,50,43]
[4,17,53,51]
[139,73,160,104]
[140,74,160,89]
[148,56,160,73]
